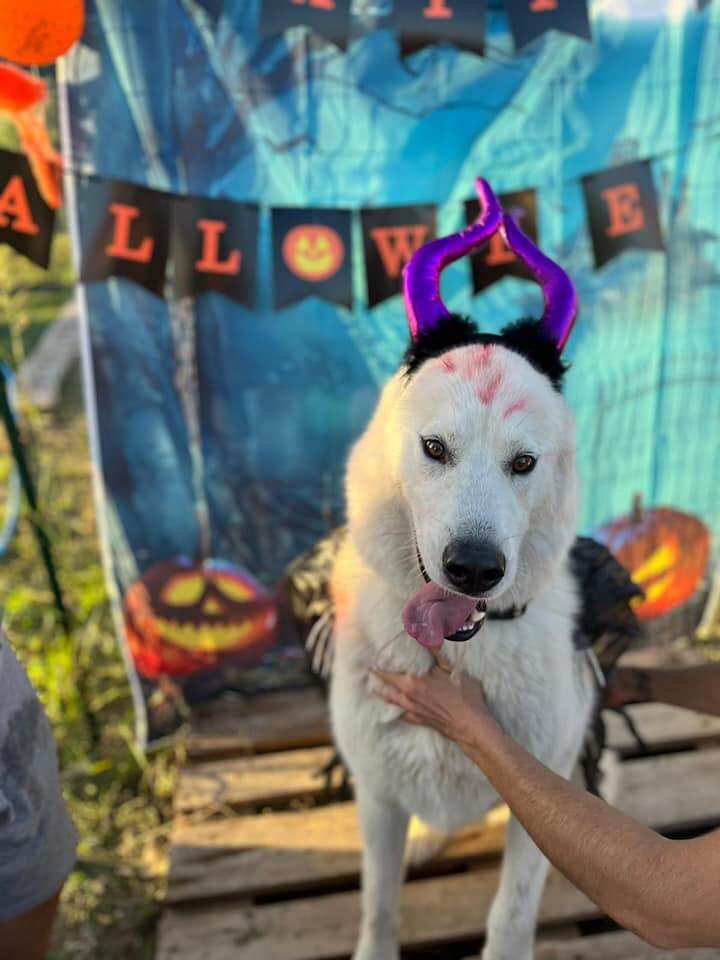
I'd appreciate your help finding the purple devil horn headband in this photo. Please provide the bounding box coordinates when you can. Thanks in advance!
[403,178,502,339]
[500,213,577,352]
[403,178,577,352]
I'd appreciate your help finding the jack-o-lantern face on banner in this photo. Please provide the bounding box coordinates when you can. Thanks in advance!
[597,498,711,622]
[0,0,85,66]
[282,225,345,282]
[123,557,278,679]
[272,208,352,309]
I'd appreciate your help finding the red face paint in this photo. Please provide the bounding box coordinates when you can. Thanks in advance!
[476,369,504,406]
[440,354,456,373]
[503,398,528,419]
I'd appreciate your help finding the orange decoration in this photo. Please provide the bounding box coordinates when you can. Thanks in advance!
[0,62,62,209]
[123,558,279,680]
[0,1,84,66]
[282,224,345,282]
[597,495,711,622]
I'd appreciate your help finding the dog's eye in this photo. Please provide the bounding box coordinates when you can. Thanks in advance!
[422,437,447,463]
[512,454,537,475]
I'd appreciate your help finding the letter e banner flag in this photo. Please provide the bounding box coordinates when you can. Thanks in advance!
[582,160,664,268]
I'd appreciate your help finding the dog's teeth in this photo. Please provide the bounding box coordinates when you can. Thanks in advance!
[470,609,485,623]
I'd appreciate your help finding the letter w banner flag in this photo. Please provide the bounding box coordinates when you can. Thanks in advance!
[172,196,259,307]
[0,147,55,268]
[272,208,352,309]
[78,177,170,297]
[504,0,592,52]
[259,0,351,48]
[465,188,538,292]
[582,160,665,268]
[361,205,437,307]
[391,0,486,57]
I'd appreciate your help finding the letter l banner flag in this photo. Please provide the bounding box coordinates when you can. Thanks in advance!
[360,204,437,307]
[504,0,592,53]
[582,160,665,268]
[78,177,170,298]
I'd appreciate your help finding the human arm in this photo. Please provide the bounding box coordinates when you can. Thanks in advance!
[608,662,720,716]
[374,658,720,949]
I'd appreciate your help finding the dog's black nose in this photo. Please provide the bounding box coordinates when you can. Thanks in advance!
[442,539,506,595]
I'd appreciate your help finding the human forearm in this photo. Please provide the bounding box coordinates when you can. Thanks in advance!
[463,722,720,947]
[617,663,720,716]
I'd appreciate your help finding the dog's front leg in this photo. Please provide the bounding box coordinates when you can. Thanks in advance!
[353,783,409,960]
[480,814,549,960]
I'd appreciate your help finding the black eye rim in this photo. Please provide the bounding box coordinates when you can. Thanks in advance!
[421,436,447,463]
[511,453,537,476]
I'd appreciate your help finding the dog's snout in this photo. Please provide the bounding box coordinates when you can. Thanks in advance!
[442,539,506,595]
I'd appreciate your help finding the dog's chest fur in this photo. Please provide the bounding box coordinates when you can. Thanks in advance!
[330,543,593,832]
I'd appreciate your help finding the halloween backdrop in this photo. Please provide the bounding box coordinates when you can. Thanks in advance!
[60,0,720,746]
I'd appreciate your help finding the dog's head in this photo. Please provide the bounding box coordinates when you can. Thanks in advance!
[346,179,579,649]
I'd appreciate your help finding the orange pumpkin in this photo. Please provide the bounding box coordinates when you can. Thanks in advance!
[0,0,84,66]
[596,496,710,621]
[123,557,278,679]
[282,224,344,282]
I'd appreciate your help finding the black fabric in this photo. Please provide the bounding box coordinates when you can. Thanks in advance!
[402,315,568,390]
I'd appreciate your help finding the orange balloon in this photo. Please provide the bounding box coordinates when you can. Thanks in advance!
[0,0,85,66]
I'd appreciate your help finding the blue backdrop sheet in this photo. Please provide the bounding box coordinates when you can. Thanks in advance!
[64,0,720,743]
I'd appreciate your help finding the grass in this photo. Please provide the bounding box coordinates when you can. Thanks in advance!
[1,241,179,958]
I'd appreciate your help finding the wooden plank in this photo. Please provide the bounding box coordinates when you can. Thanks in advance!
[166,749,720,906]
[166,804,509,904]
[157,868,596,960]
[186,687,330,761]
[537,931,720,958]
[175,746,337,814]
[606,704,720,754]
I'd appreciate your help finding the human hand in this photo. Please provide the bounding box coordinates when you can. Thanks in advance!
[372,648,499,752]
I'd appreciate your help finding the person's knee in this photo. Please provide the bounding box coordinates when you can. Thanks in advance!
[0,887,62,960]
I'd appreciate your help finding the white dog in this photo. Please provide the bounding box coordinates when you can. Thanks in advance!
[329,180,596,960]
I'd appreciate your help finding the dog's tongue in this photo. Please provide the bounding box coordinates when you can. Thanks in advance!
[403,582,478,650]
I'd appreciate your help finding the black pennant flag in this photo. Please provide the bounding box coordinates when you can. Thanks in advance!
[504,0,591,52]
[0,148,55,268]
[272,208,352,309]
[259,0,351,48]
[392,0,486,57]
[361,205,437,307]
[172,196,259,307]
[465,188,538,292]
[582,160,664,269]
[78,178,170,298]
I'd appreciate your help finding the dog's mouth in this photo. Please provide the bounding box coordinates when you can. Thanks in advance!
[408,545,488,648]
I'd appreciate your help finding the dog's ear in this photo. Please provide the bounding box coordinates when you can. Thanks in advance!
[498,318,568,391]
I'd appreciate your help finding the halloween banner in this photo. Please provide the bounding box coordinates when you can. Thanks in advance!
[504,0,592,52]
[78,177,170,298]
[360,204,437,307]
[172,196,259,307]
[582,160,665,269]
[64,1,720,748]
[0,147,55,269]
[391,0,486,57]
[465,189,538,292]
[259,0,351,48]
[271,208,353,309]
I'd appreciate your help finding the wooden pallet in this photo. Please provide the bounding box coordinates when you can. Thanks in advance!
[157,651,720,960]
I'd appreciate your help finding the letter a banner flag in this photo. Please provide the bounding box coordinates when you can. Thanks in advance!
[61,2,720,747]
[582,161,665,268]
[0,147,55,268]
[361,205,436,307]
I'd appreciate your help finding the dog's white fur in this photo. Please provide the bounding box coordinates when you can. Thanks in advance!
[330,343,595,960]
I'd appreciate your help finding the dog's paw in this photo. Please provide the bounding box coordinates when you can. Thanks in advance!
[404,816,450,868]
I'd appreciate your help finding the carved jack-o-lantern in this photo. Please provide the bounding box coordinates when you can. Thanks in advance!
[282,225,344,282]
[597,496,710,622]
[123,557,278,679]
